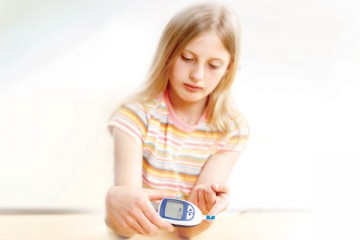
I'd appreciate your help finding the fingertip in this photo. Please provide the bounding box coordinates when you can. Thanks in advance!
[195,184,205,190]
[207,211,215,217]
[163,222,174,232]
[211,183,219,191]
[207,204,222,216]
[167,193,177,199]
[163,191,177,199]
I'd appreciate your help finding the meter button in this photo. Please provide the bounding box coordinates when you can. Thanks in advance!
[186,212,193,220]
[188,206,194,213]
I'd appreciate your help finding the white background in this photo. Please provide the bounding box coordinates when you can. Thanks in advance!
[0,0,359,213]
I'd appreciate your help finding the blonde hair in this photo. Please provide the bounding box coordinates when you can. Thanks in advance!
[133,3,242,135]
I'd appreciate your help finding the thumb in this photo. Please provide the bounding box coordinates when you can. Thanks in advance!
[144,189,176,201]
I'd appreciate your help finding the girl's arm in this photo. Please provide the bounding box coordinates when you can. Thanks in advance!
[177,152,240,238]
[106,128,174,237]
[113,127,143,186]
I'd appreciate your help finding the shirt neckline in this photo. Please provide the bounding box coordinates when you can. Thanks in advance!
[163,91,206,133]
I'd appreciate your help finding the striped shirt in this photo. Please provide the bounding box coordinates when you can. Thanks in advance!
[108,91,249,199]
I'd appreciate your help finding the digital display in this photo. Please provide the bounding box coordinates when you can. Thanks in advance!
[164,200,184,219]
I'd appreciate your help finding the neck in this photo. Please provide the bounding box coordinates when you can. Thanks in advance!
[167,88,207,126]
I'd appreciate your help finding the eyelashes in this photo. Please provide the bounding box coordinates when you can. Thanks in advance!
[208,64,221,70]
[181,55,222,70]
[181,55,194,62]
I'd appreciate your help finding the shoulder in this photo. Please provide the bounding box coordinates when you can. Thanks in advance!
[130,93,168,120]
[119,101,147,119]
[108,100,150,142]
[114,93,166,124]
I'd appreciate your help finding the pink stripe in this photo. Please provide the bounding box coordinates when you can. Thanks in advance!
[142,176,192,192]
[146,130,219,149]
[143,148,206,167]
[111,118,143,142]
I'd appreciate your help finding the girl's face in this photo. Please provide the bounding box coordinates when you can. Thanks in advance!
[168,31,231,106]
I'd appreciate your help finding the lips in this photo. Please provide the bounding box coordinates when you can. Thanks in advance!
[184,83,202,92]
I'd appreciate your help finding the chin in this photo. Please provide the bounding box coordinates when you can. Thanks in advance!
[182,95,206,103]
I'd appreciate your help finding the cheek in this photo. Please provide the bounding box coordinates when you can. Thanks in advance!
[209,78,222,91]
[208,69,226,85]
[169,60,186,81]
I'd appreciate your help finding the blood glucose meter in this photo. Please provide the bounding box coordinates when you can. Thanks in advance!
[158,198,215,227]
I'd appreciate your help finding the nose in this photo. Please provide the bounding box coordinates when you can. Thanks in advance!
[189,64,204,82]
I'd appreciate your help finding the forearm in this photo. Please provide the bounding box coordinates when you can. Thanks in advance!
[176,221,213,238]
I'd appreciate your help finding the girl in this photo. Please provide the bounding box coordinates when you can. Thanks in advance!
[106,3,249,238]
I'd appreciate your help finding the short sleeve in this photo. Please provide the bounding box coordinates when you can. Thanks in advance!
[107,102,148,144]
[216,116,250,155]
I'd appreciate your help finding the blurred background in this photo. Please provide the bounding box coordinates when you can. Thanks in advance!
[0,0,359,214]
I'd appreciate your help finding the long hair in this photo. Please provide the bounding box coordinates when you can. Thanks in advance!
[133,3,242,135]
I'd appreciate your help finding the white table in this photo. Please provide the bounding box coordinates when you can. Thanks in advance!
[0,210,317,239]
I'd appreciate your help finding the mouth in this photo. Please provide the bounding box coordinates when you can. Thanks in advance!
[184,83,202,92]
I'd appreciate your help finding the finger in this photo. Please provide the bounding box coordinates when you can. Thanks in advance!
[135,210,160,236]
[204,184,216,211]
[188,188,199,206]
[207,195,228,216]
[106,213,137,237]
[124,213,147,235]
[145,189,177,201]
[151,199,162,205]
[142,201,174,232]
[211,183,229,194]
[197,185,207,212]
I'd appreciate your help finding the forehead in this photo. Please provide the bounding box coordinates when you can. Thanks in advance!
[183,31,230,61]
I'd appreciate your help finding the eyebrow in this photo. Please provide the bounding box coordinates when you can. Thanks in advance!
[183,49,226,63]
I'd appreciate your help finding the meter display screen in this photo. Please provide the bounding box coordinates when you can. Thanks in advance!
[164,200,184,219]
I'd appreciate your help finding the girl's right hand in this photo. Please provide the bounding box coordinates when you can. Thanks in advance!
[189,182,230,216]
[105,186,175,237]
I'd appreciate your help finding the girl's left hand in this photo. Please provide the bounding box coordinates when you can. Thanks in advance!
[189,182,230,216]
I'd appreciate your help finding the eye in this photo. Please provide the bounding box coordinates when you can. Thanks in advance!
[181,54,194,62]
[208,63,221,70]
